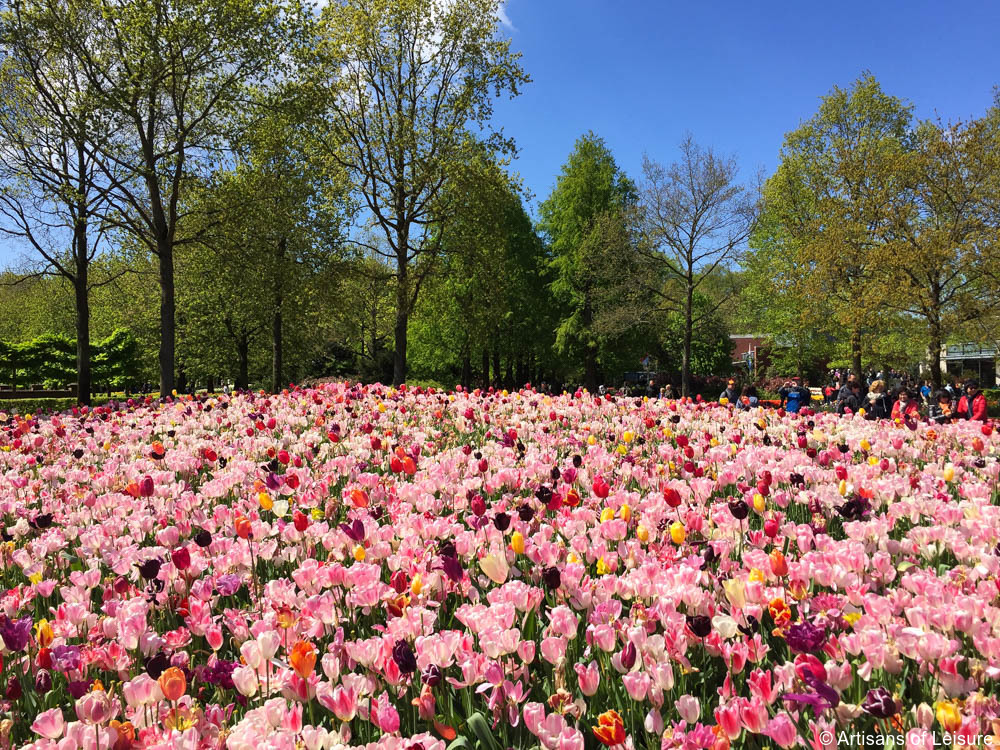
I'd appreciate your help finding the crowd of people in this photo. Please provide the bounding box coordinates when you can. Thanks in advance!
[584,369,990,424]
[742,371,990,422]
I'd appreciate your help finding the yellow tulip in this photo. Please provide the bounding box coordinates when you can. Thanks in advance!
[567,552,580,564]
[480,553,509,584]
[511,531,525,555]
[720,397,729,405]
[749,568,766,584]
[838,479,847,496]
[623,430,634,444]
[944,464,955,482]
[663,428,673,439]
[710,438,719,447]
[617,444,627,455]
[935,700,962,732]
[860,439,871,452]
[587,435,597,446]
[258,492,273,511]
[868,455,878,466]
[596,557,610,575]
[636,524,649,542]
[353,544,366,562]
[377,402,387,413]
[753,493,765,513]
[310,508,324,520]
[35,619,54,648]
[670,521,685,545]
[620,504,631,523]
[722,579,746,610]
[600,507,615,523]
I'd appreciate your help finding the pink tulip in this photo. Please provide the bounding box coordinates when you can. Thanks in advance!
[75,688,114,725]
[373,692,400,733]
[622,671,650,701]
[232,666,259,697]
[715,701,742,740]
[764,714,798,748]
[675,694,700,723]
[31,708,65,739]
[575,660,601,697]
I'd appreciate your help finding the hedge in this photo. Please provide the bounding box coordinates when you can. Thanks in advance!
[0,329,139,390]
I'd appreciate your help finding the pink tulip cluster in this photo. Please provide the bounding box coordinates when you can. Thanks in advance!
[0,383,998,749]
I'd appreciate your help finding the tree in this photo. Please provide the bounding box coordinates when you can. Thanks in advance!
[879,113,1000,387]
[539,133,636,391]
[741,205,837,378]
[636,137,755,396]
[759,73,912,377]
[410,155,550,388]
[308,0,529,385]
[0,12,124,404]
[12,0,291,394]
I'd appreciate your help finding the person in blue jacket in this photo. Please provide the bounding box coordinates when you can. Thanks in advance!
[779,376,810,413]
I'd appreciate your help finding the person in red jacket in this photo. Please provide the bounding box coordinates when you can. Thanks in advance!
[957,380,989,421]
[891,389,920,420]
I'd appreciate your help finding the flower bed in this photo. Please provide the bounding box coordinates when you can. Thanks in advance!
[0,383,998,749]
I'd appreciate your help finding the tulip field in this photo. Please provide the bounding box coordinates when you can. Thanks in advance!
[2,382,1000,750]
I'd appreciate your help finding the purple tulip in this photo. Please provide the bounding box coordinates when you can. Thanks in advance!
[0,616,32,652]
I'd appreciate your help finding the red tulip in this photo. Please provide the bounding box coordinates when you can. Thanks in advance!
[171,547,191,571]
[592,477,610,499]
[663,488,682,508]
[293,511,309,532]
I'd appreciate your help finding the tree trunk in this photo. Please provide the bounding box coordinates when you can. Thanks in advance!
[236,334,249,390]
[928,319,943,390]
[392,221,410,386]
[481,348,490,389]
[272,238,286,391]
[73,150,91,406]
[74,275,91,407]
[492,348,501,389]
[681,282,693,397]
[158,245,175,395]
[460,347,471,390]
[851,327,863,380]
[583,290,598,392]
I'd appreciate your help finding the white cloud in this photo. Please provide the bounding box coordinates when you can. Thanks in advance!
[497,3,516,30]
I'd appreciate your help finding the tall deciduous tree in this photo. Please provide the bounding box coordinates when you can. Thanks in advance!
[880,113,1000,387]
[0,12,123,404]
[12,0,291,394]
[760,73,911,377]
[308,0,528,385]
[539,133,636,392]
[409,155,550,388]
[637,137,755,396]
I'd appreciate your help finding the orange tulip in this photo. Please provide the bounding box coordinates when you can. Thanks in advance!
[235,516,252,540]
[768,597,791,627]
[158,666,186,702]
[769,549,788,577]
[349,488,369,508]
[593,709,626,747]
[290,640,317,679]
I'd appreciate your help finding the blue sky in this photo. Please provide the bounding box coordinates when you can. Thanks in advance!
[493,0,1000,211]
[1,2,997,266]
